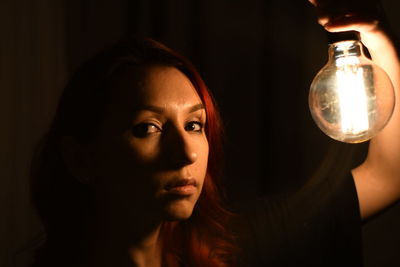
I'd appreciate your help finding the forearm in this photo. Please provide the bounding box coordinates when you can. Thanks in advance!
[353,27,400,219]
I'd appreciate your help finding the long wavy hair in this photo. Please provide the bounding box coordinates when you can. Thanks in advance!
[30,37,237,266]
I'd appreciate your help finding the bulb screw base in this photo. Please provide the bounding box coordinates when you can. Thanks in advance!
[326,30,361,44]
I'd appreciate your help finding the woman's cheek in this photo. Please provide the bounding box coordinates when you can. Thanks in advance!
[127,137,161,164]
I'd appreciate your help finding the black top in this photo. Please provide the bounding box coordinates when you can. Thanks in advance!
[233,171,362,266]
[18,171,362,267]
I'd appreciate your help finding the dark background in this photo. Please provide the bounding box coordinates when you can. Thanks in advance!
[1,0,400,266]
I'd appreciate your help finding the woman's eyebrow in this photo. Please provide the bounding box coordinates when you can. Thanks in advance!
[132,103,205,114]
[188,103,205,113]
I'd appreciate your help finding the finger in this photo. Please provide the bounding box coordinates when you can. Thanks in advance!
[317,13,356,28]
[324,14,380,34]
[308,0,317,6]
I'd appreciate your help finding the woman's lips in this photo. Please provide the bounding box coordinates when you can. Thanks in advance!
[164,178,197,196]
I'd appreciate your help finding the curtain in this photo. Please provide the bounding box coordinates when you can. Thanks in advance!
[0,0,67,266]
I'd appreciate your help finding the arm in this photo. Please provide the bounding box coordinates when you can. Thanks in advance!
[310,0,400,219]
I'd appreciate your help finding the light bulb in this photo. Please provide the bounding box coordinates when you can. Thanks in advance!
[309,31,395,143]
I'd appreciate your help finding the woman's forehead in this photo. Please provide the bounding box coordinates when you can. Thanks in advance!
[111,65,203,111]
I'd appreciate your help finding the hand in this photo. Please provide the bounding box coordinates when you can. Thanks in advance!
[308,0,392,50]
[309,0,382,31]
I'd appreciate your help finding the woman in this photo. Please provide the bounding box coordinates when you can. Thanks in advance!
[30,0,400,266]
[31,38,237,267]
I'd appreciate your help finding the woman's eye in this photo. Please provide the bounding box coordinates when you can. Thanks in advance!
[131,123,161,137]
[185,121,203,132]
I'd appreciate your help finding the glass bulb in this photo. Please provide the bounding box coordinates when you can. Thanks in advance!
[309,38,395,143]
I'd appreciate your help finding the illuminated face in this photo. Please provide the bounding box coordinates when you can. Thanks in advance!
[88,65,209,221]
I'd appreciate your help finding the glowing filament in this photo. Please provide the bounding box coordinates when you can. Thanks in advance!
[336,63,369,134]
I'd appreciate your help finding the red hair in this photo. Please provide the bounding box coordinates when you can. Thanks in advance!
[31,37,238,266]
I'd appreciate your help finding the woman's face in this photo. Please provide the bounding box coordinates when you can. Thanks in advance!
[87,65,209,221]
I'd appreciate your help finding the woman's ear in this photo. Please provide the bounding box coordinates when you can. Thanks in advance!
[60,136,94,184]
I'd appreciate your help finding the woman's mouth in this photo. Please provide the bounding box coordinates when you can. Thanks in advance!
[164,178,197,196]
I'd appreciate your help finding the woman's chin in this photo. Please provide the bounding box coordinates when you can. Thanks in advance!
[162,199,196,221]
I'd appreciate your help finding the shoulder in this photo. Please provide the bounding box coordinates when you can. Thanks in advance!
[231,171,363,266]
[12,232,45,267]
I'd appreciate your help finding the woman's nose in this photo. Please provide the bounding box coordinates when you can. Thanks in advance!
[165,128,198,167]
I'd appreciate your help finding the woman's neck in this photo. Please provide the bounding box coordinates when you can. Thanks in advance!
[128,227,162,267]
[88,204,164,267]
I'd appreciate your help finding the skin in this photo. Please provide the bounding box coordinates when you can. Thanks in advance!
[310,0,400,219]
[64,65,209,267]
